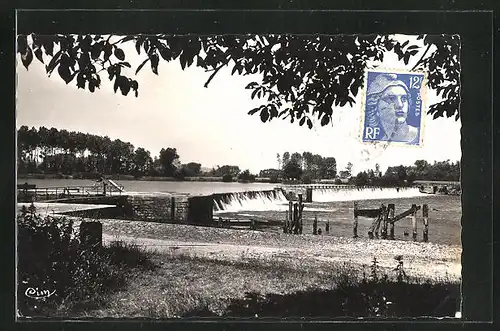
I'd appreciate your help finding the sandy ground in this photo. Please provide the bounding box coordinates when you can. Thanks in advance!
[97,218,461,281]
[21,203,461,282]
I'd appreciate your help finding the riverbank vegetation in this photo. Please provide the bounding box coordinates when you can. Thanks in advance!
[17,206,157,317]
[17,205,460,318]
[17,126,459,186]
[84,253,459,318]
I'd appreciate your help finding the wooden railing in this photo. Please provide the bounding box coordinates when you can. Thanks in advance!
[17,184,123,202]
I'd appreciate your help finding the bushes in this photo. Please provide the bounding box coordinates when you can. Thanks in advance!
[238,170,256,183]
[207,257,460,318]
[222,174,233,182]
[72,172,102,180]
[301,175,312,184]
[17,205,156,316]
[269,175,280,183]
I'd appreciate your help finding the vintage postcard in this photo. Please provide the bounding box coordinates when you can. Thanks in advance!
[16,30,462,319]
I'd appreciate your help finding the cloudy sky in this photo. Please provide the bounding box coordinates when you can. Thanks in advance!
[16,34,461,174]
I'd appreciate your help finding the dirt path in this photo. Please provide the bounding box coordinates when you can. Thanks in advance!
[31,210,460,282]
[103,231,461,281]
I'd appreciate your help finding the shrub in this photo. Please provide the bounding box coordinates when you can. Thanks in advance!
[217,257,459,318]
[301,175,312,184]
[17,205,156,316]
[269,175,279,183]
[238,170,256,182]
[222,174,233,182]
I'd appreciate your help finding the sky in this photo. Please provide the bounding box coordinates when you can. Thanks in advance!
[16,34,461,175]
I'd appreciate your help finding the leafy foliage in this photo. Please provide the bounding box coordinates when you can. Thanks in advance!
[413,35,461,120]
[238,169,256,182]
[219,257,459,318]
[283,161,303,180]
[17,205,156,316]
[17,33,461,128]
[158,147,179,177]
[280,151,337,182]
[17,125,204,179]
[352,159,460,187]
[209,165,241,177]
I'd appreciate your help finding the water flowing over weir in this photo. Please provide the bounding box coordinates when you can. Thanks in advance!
[312,186,427,202]
[213,189,289,213]
[213,186,428,213]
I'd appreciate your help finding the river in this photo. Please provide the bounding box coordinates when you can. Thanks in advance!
[19,178,278,195]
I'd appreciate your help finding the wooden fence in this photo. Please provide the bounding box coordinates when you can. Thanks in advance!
[353,202,429,242]
[17,183,122,202]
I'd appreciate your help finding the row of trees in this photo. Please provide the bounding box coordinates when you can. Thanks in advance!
[353,160,460,187]
[17,126,202,178]
[262,152,338,182]
[17,126,259,181]
[17,126,459,184]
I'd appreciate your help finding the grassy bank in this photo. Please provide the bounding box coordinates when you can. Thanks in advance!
[17,208,157,318]
[83,251,459,319]
[17,208,460,319]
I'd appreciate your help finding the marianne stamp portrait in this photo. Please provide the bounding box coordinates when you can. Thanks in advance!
[362,70,426,146]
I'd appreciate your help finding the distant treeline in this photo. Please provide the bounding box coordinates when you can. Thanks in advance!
[16,126,259,182]
[17,126,459,185]
[259,152,337,183]
[261,155,459,186]
[17,126,205,179]
[351,160,461,187]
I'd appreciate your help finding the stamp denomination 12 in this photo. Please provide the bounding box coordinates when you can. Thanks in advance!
[361,70,426,146]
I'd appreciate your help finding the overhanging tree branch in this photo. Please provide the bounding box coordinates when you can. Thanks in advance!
[411,44,432,71]
[203,62,227,88]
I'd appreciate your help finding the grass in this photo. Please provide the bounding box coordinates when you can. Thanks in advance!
[17,204,460,319]
[81,250,459,319]
[83,250,348,318]
[221,258,460,318]
[17,205,158,318]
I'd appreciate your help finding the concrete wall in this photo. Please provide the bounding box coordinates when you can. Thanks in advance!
[127,195,189,223]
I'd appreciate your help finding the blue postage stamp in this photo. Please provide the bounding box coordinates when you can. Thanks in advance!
[361,70,426,146]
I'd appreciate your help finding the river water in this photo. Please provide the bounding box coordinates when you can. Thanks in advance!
[20,178,462,246]
[20,178,278,195]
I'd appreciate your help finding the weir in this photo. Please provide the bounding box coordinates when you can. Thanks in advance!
[212,186,427,213]
[213,189,288,212]
[311,186,426,202]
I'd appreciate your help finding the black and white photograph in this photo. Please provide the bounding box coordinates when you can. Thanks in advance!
[16,26,463,319]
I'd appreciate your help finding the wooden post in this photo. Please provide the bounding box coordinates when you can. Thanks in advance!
[423,204,429,242]
[288,201,293,234]
[283,212,287,233]
[79,221,102,251]
[353,201,359,238]
[411,204,418,241]
[326,221,330,234]
[382,204,394,239]
[389,204,395,239]
[368,205,382,239]
[306,188,313,203]
[313,216,318,235]
[293,203,299,234]
[170,196,176,222]
[374,204,385,239]
[298,194,303,235]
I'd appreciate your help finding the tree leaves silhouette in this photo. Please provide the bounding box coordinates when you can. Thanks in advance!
[17,33,460,127]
